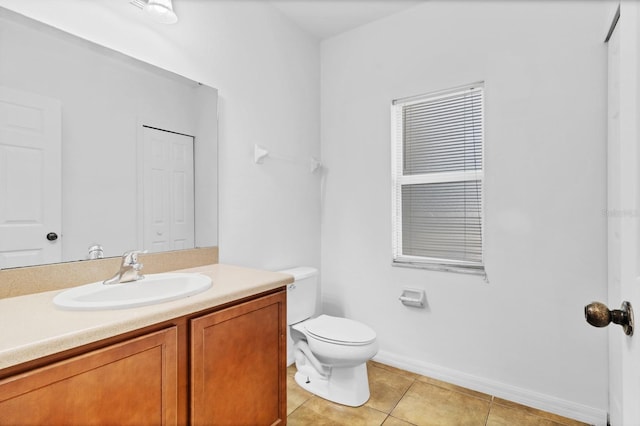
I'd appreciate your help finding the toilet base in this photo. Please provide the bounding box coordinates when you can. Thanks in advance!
[294,361,371,407]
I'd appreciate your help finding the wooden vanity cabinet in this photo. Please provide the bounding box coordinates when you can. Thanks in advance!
[0,327,178,425]
[191,291,286,425]
[0,288,286,426]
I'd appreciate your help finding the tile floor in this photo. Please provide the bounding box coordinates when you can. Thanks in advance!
[287,361,589,426]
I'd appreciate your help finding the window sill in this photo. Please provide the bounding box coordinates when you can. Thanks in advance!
[391,260,485,277]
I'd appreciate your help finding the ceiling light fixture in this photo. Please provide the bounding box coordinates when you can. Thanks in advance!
[145,0,178,24]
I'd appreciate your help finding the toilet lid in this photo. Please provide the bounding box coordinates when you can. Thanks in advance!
[304,315,376,345]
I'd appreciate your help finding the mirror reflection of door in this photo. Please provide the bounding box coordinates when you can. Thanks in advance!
[142,126,195,253]
[0,87,61,268]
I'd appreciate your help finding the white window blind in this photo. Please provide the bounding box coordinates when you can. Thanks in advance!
[391,83,484,274]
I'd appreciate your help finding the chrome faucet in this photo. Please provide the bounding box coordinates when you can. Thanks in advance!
[103,250,147,285]
[87,244,104,260]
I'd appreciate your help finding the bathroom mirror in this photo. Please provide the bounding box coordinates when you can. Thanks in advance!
[0,8,218,269]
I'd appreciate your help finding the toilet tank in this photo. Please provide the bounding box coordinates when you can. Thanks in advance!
[279,266,318,325]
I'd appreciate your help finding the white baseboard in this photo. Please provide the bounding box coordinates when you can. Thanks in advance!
[373,350,607,426]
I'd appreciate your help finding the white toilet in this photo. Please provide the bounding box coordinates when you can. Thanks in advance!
[281,266,378,407]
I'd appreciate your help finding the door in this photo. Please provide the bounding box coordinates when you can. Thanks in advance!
[142,126,195,253]
[606,2,640,424]
[0,87,61,268]
[190,291,286,425]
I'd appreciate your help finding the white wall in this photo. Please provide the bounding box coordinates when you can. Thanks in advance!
[321,1,611,423]
[194,85,219,249]
[0,0,321,270]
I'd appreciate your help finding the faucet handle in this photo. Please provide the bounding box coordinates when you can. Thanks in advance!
[122,250,147,265]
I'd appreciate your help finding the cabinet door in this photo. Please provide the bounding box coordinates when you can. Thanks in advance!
[0,327,178,426]
[191,291,286,426]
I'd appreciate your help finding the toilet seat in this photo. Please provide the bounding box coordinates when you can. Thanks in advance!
[303,314,376,346]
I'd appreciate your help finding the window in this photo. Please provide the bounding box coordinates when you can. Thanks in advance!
[391,83,484,274]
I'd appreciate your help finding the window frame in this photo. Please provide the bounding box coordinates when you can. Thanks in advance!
[391,83,485,275]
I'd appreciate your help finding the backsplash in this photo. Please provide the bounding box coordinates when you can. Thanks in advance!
[0,247,218,299]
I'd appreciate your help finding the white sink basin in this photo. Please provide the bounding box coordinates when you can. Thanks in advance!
[53,273,212,310]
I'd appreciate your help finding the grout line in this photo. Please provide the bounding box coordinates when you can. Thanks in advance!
[386,375,418,419]
[286,395,310,418]
[484,395,495,426]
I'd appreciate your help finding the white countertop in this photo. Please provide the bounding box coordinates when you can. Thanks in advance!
[0,264,292,370]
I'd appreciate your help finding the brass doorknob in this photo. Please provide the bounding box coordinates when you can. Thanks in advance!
[584,301,634,336]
